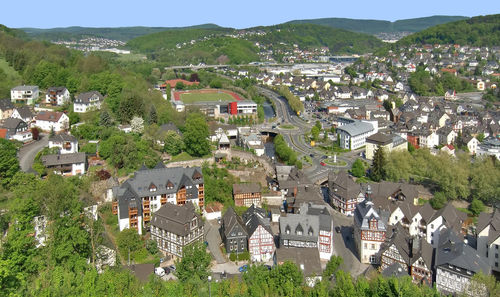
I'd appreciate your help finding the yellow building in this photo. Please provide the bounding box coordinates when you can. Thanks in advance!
[365,132,407,160]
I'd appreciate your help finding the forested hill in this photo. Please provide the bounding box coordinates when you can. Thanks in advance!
[286,15,468,35]
[397,14,500,46]
[19,24,222,41]
[126,23,383,65]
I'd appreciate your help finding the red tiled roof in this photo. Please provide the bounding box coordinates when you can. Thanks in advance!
[0,128,7,139]
[35,111,64,122]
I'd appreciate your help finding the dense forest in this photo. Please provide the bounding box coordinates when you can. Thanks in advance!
[286,15,468,35]
[20,24,222,42]
[397,14,500,46]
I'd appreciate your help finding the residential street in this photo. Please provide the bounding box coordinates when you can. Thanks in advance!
[205,220,227,264]
[17,134,48,172]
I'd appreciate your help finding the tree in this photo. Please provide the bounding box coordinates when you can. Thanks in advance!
[175,82,185,90]
[189,73,199,82]
[183,113,210,157]
[0,138,20,187]
[148,105,157,125]
[99,110,113,127]
[323,255,343,279]
[209,80,222,89]
[68,111,80,125]
[477,133,485,142]
[163,131,183,155]
[371,146,386,182]
[469,198,485,216]
[175,241,211,283]
[116,228,142,259]
[430,192,447,210]
[145,239,158,255]
[351,159,365,178]
[130,116,144,134]
[310,126,320,141]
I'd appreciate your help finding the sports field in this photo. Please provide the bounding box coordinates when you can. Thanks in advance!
[174,89,243,103]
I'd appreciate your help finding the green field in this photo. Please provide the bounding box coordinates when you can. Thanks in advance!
[179,91,236,104]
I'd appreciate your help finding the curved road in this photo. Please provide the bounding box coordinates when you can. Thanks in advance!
[257,87,352,183]
[18,135,48,172]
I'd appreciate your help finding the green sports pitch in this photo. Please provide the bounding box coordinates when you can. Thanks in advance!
[178,91,237,104]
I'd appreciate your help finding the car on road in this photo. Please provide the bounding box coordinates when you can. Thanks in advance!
[309,153,314,157]
[238,264,248,273]
[335,226,341,233]
[320,162,326,166]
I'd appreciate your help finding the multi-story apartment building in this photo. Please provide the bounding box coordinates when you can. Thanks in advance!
[11,85,39,105]
[113,165,204,234]
[354,186,388,264]
[150,202,204,258]
[336,120,376,150]
[233,183,262,207]
[45,87,70,106]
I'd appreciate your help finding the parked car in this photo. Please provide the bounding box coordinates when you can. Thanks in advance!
[164,267,171,275]
[335,226,341,233]
[320,162,326,166]
[155,267,165,277]
[238,264,249,273]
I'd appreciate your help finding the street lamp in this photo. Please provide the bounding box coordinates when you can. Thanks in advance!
[208,275,212,297]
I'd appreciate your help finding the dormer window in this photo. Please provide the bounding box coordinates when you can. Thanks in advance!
[149,183,157,192]
[285,226,290,234]
[295,224,303,236]
[370,218,378,229]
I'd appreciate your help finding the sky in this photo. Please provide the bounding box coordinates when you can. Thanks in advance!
[1,0,498,29]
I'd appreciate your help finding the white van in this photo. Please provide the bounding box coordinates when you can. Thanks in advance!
[155,267,165,277]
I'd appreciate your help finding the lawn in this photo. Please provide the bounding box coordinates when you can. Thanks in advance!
[179,91,236,103]
[279,124,295,130]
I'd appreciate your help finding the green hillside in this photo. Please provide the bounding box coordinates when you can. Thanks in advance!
[397,14,500,46]
[20,24,222,41]
[127,27,234,52]
[127,23,383,64]
[246,23,383,54]
[286,15,468,35]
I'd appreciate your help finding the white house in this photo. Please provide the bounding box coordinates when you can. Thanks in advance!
[426,203,467,247]
[41,152,87,176]
[477,209,500,273]
[33,111,69,132]
[48,133,79,154]
[462,136,479,155]
[11,85,39,105]
[45,87,70,106]
[336,120,376,150]
[74,91,103,113]
[11,106,35,124]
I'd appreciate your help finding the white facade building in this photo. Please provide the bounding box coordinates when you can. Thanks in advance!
[45,87,70,106]
[74,91,103,113]
[336,120,376,150]
[33,111,69,132]
[11,85,39,105]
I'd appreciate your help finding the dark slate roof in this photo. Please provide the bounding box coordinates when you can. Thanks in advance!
[0,99,14,111]
[221,207,247,238]
[382,262,409,278]
[328,170,362,202]
[14,106,33,119]
[154,161,166,169]
[75,91,103,104]
[435,228,490,275]
[477,209,500,245]
[0,117,25,130]
[245,214,273,238]
[280,212,319,242]
[159,123,181,135]
[233,183,261,195]
[366,132,393,145]
[354,199,387,231]
[275,247,322,277]
[299,202,332,232]
[117,166,203,199]
[242,204,267,223]
[430,203,467,233]
[151,202,202,236]
[418,203,436,224]
[47,86,68,95]
[48,133,77,143]
[41,152,86,166]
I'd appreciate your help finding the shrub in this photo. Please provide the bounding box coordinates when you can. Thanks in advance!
[229,253,236,261]
[238,251,250,261]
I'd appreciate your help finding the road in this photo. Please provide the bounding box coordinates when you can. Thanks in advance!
[257,87,354,183]
[205,220,227,264]
[18,134,48,172]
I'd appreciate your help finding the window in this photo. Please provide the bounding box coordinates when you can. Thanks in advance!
[430,224,434,229]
